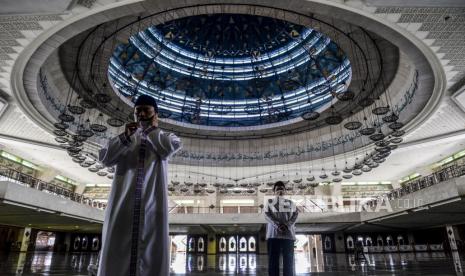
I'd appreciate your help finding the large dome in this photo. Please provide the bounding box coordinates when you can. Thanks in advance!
[12,2,440,182]
[109,14,351,127]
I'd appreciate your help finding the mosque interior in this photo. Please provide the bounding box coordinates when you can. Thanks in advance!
[1,0,465,275]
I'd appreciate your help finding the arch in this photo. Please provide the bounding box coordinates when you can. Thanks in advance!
[397,235,405,245]
[239,237,248,252]
[81,236,88,250]
[91,237,100,251]
[188,237,196,252]
[198,237,205,252]
[73,236,81,251]
[228,236,237,252]
[346,236,354,249]
[365,236,373,247]
[376,235,383,246]
[219,237,227,252]
[324,236,332,250]
[248,236,256,252]
[386,235,393,246]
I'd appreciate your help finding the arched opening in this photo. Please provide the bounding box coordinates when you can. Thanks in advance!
[219,237,227,253]
[397,235,405,245]
[248,237,256,252]
[81,236,88,250]
[73,237,81,251]
[346,236,354,249]
[386,235,393,246]
[198,237,205,252]
[239,237,247,252]
[377,236,383,246]
[365,236,373,246]
[324,236,332,250]
[228,236,236,252]
[188,237,196,252]
[91,237,100,251]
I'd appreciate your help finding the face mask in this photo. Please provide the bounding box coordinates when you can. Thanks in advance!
[138,115,154,128]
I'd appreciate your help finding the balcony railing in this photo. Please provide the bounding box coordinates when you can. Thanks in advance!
[0,165,107,210]
[365,163,465,209]
[168,204,353,214]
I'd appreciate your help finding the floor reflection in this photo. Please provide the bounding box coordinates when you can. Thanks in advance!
[0,251,464,275]
[216,254,257,273]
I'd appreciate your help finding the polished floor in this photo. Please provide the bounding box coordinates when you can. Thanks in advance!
[0,251,464,275]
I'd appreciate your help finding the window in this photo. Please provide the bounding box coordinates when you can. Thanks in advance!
[346,236,354,249]
[386,236,393,246]
[248,237,256,252]
[239,237,247,252]
[377,236,383,246]
[219,237,227,252]
[365,237,373,246]
[228,237,236,252]
[92,237,100,251]
[198,237,204,252]
[82,237,88,250]
[324,236,332,250]
[73,237,81,250]
[188,237,196,252]
[397,235,405,245]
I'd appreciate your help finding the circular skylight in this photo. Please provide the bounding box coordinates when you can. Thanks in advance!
[108,14,351,127]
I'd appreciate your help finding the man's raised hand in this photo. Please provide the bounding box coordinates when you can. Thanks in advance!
[125,122,138,138]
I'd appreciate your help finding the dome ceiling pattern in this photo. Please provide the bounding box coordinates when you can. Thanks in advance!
[109,14,351,127]
[20,3,438,185]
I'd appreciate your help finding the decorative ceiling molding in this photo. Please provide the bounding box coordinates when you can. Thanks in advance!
[373,6,465,143]
[452,83,465,113]
[0,14,64,91]
[374,6,465,84]
[0,94,8,119]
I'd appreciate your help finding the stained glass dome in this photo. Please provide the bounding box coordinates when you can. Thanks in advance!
[108,14,351,127]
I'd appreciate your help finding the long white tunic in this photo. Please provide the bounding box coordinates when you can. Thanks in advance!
[264,197,298,240]
[97,127,181,276]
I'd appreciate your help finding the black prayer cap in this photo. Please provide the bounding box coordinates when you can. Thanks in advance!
[273,181,285,191]
[134,94,158,112]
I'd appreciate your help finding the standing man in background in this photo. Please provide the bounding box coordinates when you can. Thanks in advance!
[98,94,181,276]
[265,181,299,276]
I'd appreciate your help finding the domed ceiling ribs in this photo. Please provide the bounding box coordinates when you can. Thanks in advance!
[67,10,391,136]
[44,5,417,192]
[105,15,353,127]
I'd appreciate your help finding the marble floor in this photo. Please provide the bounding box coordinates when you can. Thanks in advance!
[0,251,464,275]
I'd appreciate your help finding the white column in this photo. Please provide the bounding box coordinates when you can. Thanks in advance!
[446,225,461,251]
[18,227,32,252]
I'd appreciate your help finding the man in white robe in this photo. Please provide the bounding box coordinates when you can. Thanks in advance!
[265,181,298,276]
[97,95,181,276]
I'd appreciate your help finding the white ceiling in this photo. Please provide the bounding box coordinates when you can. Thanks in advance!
[0,137,110,186]
[0,0,74,15]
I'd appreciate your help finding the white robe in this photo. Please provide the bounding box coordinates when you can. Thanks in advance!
[97,127,181,276]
